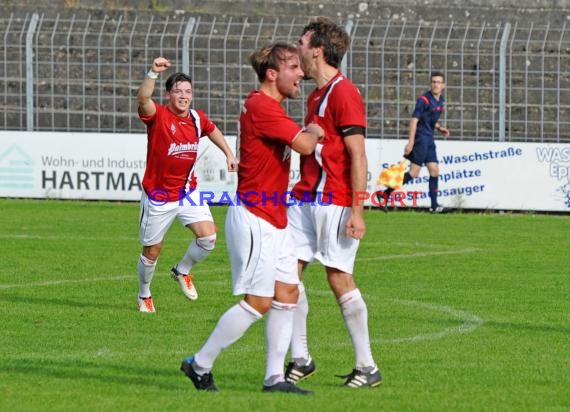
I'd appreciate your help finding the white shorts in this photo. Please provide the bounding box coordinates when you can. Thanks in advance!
[225,204,298,297]
[139,190,214,246]
[288,202,359,274]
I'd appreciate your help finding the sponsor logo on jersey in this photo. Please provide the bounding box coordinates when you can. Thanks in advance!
[168,142,199,156]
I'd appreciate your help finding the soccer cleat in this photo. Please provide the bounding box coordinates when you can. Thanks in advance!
[429,205,447,214]
[285,358,316,384]
[180,357,218,391]
[337,366,382,388]
[262,381,313,395]
[171,266,198,300]
[137,296,155,313]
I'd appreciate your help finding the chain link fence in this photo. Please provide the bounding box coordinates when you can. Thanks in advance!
[1,13,569,142]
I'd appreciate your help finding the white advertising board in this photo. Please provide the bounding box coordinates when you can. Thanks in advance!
[1,132,569,212]
[0,131,237,202]
[364,139,570,212]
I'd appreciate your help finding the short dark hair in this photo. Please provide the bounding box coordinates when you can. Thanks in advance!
[165,73,192,91]
[248,41,298,82]
[302,17,350,69]
[430,71,445,81]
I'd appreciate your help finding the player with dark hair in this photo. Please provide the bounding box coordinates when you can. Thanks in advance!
[379,71,450,213]
[135,57,237,313]
[285,17,382,388]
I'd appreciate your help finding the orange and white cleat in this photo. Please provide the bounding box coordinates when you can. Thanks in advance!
[171,266,198,300]
[138,296,156,313]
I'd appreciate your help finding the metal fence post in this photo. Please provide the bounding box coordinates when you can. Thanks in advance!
[25,13,39,131]
[182,17,196,74]
[499,22,511,142]
[342,19,354,75]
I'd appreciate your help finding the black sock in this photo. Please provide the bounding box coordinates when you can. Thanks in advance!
[428,176,439,209]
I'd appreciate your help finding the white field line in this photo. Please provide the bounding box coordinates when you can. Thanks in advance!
[0,276,483,348]
[0,234,455,251]
[0,275,134,290]
[359,241,461,249]
[358,247,481,261]
[184,293,484,354]
[0,268,231,290]
[1,248,484,346]
[380,298,484,344]
[0,234,134,241]
[217,292,484,352]
[0,233,228,245]
[0,247,480,289]
[302,289,484,346]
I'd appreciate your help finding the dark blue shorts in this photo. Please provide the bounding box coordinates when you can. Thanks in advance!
[404,138,438,166]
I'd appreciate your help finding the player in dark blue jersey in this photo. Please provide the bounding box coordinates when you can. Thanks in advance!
[379,71,450,213]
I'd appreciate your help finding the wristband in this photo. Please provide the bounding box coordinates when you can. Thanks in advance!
[146,69,159,80]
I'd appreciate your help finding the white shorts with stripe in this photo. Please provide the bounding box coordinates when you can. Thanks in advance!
[288,202,359,274]
[225,204,298,297]
[138,190,214,246]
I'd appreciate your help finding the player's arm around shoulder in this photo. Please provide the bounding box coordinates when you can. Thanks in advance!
[291,123,324,155]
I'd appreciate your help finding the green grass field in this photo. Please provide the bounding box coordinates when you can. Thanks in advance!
[0,199,568,411]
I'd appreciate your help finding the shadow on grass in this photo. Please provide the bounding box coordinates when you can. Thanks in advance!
[0,293,127,311]
[2,357,188,390]
[2,357,280,393]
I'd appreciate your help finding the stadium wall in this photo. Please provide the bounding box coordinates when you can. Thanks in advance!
[6,0,570,25]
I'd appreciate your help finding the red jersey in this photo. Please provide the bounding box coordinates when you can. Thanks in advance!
[237,90,302,228]
[292,73,367,206]
[139,103,216,202]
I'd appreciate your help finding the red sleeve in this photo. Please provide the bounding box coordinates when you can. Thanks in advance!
[330,82,366,129]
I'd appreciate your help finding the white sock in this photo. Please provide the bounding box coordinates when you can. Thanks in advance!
[137,254,157,298]
[176,234,216,274]
[338,289,376,369]
[290,282,310,362]
[194,300,262,371]
[265,300,297,384]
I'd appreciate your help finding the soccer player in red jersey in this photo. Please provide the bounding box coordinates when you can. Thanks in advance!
[285,17,382,388]
[136,57,237,313]
[180,42,323,393]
